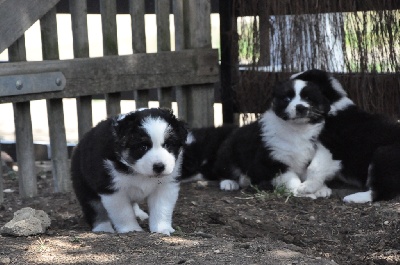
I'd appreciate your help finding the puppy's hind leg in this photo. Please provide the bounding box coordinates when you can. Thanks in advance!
[133,203,149,221]
[90,200,115,233]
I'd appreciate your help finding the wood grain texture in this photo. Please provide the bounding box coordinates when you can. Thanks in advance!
[41,7,71,193]
[8,37,37,198]
[0,49,219,103]
[70,0,93,139]
[0,0,60,54]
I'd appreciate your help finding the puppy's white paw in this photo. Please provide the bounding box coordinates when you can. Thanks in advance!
[150,223,175,236]
[343,190,372,203]
[133,203,149,221]
[295,181,321,195]
[92,221,115,233]
[220,179,240,191]
[115,224,144,233]
[314,185,332,198]
[293,191,317,200]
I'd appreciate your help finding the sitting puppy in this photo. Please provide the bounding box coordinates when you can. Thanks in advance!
[213,79,341,198]
[180,125,238,182]
[71,108,187,234]
[292,69,400,203]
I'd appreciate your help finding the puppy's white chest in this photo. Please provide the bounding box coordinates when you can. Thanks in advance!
[114,173,164,201]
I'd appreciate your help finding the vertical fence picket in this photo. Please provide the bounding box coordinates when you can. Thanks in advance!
[173,0,188,121]
[156,0,173,109]
[183,0,214,127]
[8,36,37,198]
[130,0,149,109]
[40,7,71,192]
[70,0,93,139]
[100,0,121,116]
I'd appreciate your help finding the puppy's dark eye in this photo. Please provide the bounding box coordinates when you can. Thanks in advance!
[283,96,291,103]
[163,143,169,149]
[140,145,148,151]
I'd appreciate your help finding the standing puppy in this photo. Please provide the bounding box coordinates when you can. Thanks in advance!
[71,108,187,234]
[213,79,341,198]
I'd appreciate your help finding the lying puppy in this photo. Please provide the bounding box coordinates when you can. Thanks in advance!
[180,125,238,182]
[213,79,341,198]
[292,69,400,203]
[71,108,187,234]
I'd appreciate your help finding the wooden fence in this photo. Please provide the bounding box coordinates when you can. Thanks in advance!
[0,0,219,202]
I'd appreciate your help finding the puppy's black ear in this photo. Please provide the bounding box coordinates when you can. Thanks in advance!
[177,119,189,145]
[159,108,189,145]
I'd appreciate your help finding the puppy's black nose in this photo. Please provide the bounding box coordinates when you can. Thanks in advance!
[153,163,165,174]
[296,105,308,116]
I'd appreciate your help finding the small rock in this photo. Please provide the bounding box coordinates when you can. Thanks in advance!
[383,221,390,225]
[195,181,208,189]
[309,216,316,221]
[1,207,51,236]
[0,257,11,264]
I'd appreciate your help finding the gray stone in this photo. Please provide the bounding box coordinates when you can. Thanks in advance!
[0,207,51,236]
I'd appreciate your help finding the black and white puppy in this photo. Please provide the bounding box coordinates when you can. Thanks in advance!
[213,79,341,198]
[292,69,400,203]
[71,108,188,234]
[180,125,238,182]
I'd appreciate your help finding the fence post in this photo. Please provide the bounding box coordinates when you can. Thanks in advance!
[70,0,93,139]
[183,0,214,128]
[8,36,37,198]
[156,0,173,109]
[40,7,71,192]
[100,0,121,116]
[130,0,149,109]
[173,0,188,121]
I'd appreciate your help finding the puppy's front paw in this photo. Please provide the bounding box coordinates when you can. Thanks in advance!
[296,181,321,195]
[220,179,240,191]
[150,224,175,236]
[115,225,144,233]
[314,185,332,198]
[293,191,317,200]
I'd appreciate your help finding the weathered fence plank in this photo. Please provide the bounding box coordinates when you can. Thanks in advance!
[130,0,149,109]
[156,0,173,109]
[0,0,61,54]
[70,0,93,139]
[100,0,121,116]
[183,0,214,127]
[173,0,188,121]
[41,7,71,193]
[8,36,37,198]
[0,49,219,104]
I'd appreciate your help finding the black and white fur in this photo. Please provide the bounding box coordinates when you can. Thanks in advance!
[71,108,188,234]
[213,79,341,198]
[292,69,400,203]
[180,125,238,182]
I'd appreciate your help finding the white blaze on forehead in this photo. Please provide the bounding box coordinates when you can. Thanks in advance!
[141,117,171,146]
[290,80,309,107]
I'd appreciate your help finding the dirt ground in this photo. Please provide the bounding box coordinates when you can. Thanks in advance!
[1,164,400,265]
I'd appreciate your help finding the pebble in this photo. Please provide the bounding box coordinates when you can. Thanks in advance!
[383,221,390,225]
[0,257,11,264]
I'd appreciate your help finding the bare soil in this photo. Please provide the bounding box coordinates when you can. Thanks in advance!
[1,165,400,265]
